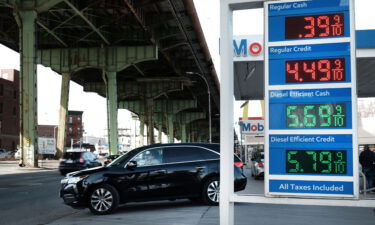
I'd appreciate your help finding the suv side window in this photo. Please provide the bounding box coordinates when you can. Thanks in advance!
[199,148,219,160]
[164,146,211,163]
[133,148,163,167]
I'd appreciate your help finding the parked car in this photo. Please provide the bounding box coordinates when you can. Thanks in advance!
[0,149,13,159]
[60,143,247,214]
[59,151,102,175]
[250,151,264,179]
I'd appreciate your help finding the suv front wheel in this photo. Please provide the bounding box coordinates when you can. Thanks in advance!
[202,177,220,205]
[88,184,119,215]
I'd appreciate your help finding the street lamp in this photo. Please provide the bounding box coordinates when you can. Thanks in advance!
[186,72,212,143]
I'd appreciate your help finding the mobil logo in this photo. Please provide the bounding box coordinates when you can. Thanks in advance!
[233,38,263,57]
[240,119,265,134]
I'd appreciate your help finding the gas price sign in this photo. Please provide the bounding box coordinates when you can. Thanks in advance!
[285,13,344,39]
[265,0,357,198]
[286,103,346,129]
[286,150,347,174]
[286,58,345,83]
[269,42,351,85]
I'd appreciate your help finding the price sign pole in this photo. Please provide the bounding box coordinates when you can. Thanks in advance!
[265,0,359,199]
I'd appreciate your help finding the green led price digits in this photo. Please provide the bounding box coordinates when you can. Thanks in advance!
[286,150,347,174]
[286,104,346,128]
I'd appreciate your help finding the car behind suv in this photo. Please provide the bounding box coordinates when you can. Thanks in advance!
[59,151,101,175]
[60,143,247,214]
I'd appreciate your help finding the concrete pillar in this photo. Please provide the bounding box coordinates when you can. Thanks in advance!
[139,115,145,146]
[106,71,118,155]
[167,114,174,143]
[158,124,162,143]
[181,123,187,143]
[18,10,38,167]
[146,99,154,145]
[56,72,70,158]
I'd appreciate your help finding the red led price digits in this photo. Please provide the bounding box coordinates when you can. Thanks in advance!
[285,58,345,83]
[285,13,344,39]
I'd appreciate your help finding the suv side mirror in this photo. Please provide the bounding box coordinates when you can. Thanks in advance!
[126,160,137,170]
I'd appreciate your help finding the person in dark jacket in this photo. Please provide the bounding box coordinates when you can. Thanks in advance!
[359,145,375,189]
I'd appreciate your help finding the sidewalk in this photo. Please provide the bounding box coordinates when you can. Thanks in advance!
[0,160,59,175]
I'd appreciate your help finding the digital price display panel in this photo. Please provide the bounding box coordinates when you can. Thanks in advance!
[286,150,347,174]
[286,103,346,128]
[286,58,345,83]
[269,134,353,177]
[268,1,350,42]
[269,43,351,85]
[269,88,352,130]
[285,13,344,39]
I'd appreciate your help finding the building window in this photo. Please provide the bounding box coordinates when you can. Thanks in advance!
[0,84,3,96]
[0,102,3,114]
[69,127,73,134]
[77,116,81,124]
[13,90,16,99]
[77,127,81,134]
[69,116,73,124]
[13,107,16,116]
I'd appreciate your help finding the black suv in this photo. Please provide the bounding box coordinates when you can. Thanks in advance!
[59,151,102,175]
[60,143,247,214]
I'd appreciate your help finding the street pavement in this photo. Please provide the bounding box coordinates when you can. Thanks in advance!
[0,161,374,225]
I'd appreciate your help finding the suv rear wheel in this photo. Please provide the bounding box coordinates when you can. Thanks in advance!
[88,184,119,215]
[202,177,220,205]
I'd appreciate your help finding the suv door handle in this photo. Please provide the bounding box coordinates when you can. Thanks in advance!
[196,166,206,171]
[150,170,166,175]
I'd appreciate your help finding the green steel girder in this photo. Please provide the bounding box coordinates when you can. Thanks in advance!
[37,45,158,73]
[118,99,197,115]
[3,0,63,12]
[84,80,185,100]
[174,112,205,125]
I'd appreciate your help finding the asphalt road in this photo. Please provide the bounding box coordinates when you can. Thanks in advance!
[0,164,374,225]
[0,170,76,225]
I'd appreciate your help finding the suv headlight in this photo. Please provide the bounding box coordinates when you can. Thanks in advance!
[67,175,89,184]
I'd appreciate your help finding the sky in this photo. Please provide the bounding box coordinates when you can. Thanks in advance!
[0,0,375,137]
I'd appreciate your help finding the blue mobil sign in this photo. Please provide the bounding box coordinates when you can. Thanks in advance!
[265,0,358,199]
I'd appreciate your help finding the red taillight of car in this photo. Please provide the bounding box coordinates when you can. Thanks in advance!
[79,154,85,164]
[258,162,264,167]
[234,161,244,168]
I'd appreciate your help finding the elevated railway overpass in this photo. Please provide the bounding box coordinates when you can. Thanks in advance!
[0,0,220,167]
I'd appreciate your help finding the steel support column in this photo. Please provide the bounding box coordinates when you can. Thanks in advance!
[167,114,174,143]
[158,124,163,143]
[18,10,38,167]
[139,115,145,146]
[56,72,70,158]
[146,99,154,144]
[181,123,187,142]
[106,71,118,155]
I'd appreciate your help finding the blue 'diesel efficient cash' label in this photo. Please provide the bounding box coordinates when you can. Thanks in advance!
[269,180,353,195]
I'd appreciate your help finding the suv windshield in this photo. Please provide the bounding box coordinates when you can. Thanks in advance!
[107,151,132,167]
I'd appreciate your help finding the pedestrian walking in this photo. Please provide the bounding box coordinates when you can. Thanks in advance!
[359,145,375,189]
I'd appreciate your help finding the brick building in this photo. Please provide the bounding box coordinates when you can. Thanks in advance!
[66,111,84,147]
[0,69,19,151]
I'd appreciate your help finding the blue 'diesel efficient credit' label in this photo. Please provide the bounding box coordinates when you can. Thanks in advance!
[269,180,353,195]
